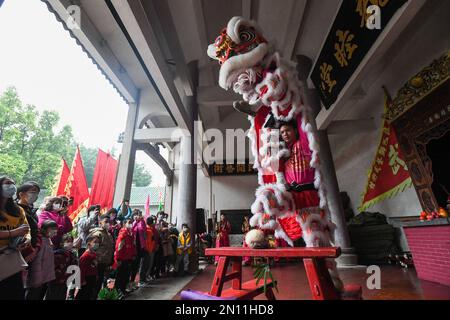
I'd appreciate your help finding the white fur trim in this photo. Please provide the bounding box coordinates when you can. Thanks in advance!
[226,16,262,44]
[219,43,268,89]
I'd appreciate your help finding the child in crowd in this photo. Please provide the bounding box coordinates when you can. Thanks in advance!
[46,234,78,300]
[89,214,115,298]
[25,220,58,300]
[148,215,160,280]
[113,219,136,296]
[131,210,147,289]
[76,234,99,300]
[142,216,157,284]
[176,223,192,276]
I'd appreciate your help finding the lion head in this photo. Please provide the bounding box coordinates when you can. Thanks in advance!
[207,16,269,90]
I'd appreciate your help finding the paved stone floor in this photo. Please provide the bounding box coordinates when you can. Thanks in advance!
[125,262,209,300]
[171,261,450,300]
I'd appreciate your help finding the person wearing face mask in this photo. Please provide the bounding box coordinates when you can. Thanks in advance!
[0,176,31,300]
[46,234,78,300]
[130,210,147,290]
[16,182,41,262]
[89,214,114,298]
[176,224,192,276]
[116,199,132,223]
[113,219,136,297]
[25,220,58,300]
[77,205,100,257]
[76,234,100,300]
[38,197,73,249]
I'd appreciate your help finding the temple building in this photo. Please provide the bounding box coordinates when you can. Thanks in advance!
[41,0,450,298]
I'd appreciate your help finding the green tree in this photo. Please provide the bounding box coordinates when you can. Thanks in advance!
[0,87,152,190]
[133,163,152,187]
[0,87,76,189]
[79,145,98,186]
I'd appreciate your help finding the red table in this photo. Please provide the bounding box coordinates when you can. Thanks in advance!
[205,247,362,300]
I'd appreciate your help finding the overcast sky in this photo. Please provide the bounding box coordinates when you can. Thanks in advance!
[0,0,167,187]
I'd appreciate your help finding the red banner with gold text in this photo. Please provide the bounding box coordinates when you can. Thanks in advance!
[359,95,412,211]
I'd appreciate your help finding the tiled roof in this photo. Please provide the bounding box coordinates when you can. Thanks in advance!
[36,186,165,207]
[129,186,165,205]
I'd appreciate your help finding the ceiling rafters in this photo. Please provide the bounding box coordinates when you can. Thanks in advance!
[192,0,221,126]
[146,0,194,97]
[109,0,191,132]
[282,0,308,60]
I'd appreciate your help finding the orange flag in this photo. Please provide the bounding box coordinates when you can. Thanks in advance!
[89,149,118,211]
[359,89,412,211]
[65,146,90,221]
[52,158,70,196]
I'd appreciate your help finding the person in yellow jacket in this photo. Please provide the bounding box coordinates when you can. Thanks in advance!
[175,223,192,276]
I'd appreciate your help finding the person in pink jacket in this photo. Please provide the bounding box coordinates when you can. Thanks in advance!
[38,196,73,249]
[129,210,147,289]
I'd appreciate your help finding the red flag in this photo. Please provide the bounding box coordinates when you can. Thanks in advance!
[145,194,150,218]
[53,158,70,196]
[89,149,118,211]
[359,92,412,211]
[65,146,90,221]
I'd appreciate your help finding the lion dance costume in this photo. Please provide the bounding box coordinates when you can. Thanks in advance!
[208,16,344,291]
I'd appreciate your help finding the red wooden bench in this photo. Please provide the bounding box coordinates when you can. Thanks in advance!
[203,247,362,300]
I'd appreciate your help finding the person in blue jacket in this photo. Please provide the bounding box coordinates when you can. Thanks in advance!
[116,199,132,222]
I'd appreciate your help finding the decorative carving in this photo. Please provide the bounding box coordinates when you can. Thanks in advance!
[388,51,450,121]
[409,162,423,185]
[421,190,435,212]
[398,135,412,156]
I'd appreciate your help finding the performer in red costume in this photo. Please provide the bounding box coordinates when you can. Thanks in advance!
[280,120,318,209]
[207,16,344,291]
[215,213,231,264]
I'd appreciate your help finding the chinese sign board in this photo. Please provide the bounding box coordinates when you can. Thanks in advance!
[209,160,257,176]
[311,0,407,109]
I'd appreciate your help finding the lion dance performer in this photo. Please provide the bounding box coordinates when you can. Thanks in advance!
[207,16,344,291]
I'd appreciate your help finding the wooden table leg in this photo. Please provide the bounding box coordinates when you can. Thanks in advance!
[231,257,242,290]
[210,256,230,296]
[303,258,340,300]
[265,287,277,300]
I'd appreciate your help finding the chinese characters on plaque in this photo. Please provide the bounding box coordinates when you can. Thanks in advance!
[209,160,256,176]
[311,0,407,109]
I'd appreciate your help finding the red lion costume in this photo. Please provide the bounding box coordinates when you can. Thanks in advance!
[208,16,344,291]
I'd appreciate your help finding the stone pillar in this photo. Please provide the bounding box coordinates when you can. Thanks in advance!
[113,100,139,206]
[176,61,199,272]
[296,56,358,267]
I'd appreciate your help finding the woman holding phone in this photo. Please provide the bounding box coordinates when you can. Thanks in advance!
[0,176,31,300]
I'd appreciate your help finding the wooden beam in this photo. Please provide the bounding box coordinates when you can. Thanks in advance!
[46,0,139,103]
[197,86,241,107]
[327,119,377,135]
[138,143,173,182]
[242,0,252,19]
[315,0,427,130]
[192,0,221,123]
[134,127,181,143]
[282,0,307,60]
[147,0,194,97]
[110,0,191,132]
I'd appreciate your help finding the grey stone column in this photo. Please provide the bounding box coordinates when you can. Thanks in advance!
[296,56,357,267]
[176,61,199,272]
[113,100,139,206]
